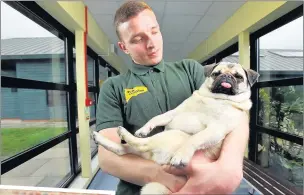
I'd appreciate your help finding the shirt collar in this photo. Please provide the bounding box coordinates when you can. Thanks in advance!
[130,59,165,75]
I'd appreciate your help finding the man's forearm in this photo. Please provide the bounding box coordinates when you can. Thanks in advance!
[218,114,250,167]
[98,145,159,186]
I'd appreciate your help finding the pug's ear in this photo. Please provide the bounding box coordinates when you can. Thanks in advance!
[204,63,218,77]
[243,68,260,87]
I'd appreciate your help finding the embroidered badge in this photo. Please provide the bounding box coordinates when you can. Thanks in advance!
[124,86,148,102]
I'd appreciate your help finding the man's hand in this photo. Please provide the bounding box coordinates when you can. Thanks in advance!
[149,165,187,193]
[164,113,249,194]
[164,151,243,194]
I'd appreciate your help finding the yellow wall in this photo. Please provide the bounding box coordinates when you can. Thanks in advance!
[188,1,301,62]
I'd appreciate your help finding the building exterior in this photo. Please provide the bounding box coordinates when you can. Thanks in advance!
[1,37,106,121]
[223,49,303,81]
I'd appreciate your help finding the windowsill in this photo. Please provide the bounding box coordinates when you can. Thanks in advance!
[68,154,98,189]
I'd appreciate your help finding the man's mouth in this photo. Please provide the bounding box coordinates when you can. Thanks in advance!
[148,49,159,57]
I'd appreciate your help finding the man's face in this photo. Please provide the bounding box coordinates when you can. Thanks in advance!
[117,9,163,66]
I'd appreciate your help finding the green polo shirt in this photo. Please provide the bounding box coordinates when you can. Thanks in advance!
[96,58,205,195]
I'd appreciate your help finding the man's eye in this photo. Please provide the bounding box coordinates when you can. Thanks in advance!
[133,38,142,43]
[152,31,158,34]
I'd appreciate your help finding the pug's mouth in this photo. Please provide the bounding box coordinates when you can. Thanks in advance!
[211,76,237,95]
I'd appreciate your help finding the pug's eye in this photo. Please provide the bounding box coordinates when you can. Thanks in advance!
[235,73,243,79]
[211,72,221,77]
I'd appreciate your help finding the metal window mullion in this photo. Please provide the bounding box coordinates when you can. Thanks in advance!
[66,35,78,177]
[249,36,259,162]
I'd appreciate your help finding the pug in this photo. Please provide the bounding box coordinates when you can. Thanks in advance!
[92,61,259,195]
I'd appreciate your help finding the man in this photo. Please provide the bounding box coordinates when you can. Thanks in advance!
[96,1,249,195]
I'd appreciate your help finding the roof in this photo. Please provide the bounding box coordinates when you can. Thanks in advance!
[1,37,303,72]
[223,49,303,71]
[1,37,65,56]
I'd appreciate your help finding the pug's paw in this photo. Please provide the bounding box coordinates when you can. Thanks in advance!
[91,131,99,145]
[117,126,127,141]
[134,129,148,138]
[135,124,155,137]
[170,150,192,168]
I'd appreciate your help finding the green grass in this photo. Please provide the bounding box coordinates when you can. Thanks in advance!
[1,127,66,157]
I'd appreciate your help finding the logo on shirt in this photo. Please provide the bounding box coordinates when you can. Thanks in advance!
[124,86,148,102]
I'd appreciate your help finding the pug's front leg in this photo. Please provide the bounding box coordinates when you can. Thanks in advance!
[170,123,228,167]
[135,110,176,137]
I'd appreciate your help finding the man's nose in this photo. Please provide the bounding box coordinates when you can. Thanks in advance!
[147,36,155,49]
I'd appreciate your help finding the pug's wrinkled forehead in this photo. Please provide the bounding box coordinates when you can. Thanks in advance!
[212,62,245,76]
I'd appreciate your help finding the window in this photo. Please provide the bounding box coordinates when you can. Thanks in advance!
[1,140,71,187]
[88,55,95,86]
[1,2,66,84]
[1,2,73,187]
[1,88,68,160]
[257,133,303,194]
[46,90,67,107]
[258,16,303,82]
[258,86,303,137]
[249,6,303,194]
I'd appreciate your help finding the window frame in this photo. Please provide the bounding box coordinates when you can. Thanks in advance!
[248,5,303,162]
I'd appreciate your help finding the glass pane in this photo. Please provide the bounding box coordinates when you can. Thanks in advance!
[259,16,303,82]
[1,88,68,160]
[73,54,94,86]
[99,65,108,87]
[1,2,66,83]
[256,132,303,193]
[258,86,303,137]
[222,51,240,64]
[1,139,71,187]
[77,124,98,164]
[88,55,95,86]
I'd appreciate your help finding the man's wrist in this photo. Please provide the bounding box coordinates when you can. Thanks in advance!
[144,163,162,183]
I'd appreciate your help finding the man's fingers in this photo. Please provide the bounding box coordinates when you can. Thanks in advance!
[162,165,189,176]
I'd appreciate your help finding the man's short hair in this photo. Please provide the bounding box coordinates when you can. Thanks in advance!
[114,0,153,40]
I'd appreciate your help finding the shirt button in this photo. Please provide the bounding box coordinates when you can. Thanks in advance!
[149,69,153,73]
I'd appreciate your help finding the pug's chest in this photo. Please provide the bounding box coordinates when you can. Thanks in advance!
[165,112,207,134]
[166,101,241,134]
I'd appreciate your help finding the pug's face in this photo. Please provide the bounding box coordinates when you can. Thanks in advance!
[204,62,259,96]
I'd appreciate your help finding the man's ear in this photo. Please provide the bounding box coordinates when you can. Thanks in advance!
[204,63,218,77]
[243,68,260,87]
[118,41,129,54]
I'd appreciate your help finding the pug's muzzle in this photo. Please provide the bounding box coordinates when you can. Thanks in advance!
[211,74,237,95]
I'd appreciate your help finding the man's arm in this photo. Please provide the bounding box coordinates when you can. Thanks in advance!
[218,114,249,168]
[97,127,187,192]
[216,113,249,189]
[164,114,249,194]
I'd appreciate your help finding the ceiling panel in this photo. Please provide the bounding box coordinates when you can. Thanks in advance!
[182,32,210,55]
[165,1,213,15]
[84,0,119,15]
[192,15,228,33]
[205,1,245,17]
[162,31,190,43]
[161,15,201,35]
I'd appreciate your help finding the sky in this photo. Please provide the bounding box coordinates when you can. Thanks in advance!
[1,1,303,50]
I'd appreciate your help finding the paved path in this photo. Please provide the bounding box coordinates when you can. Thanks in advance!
[1,124,97,187]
